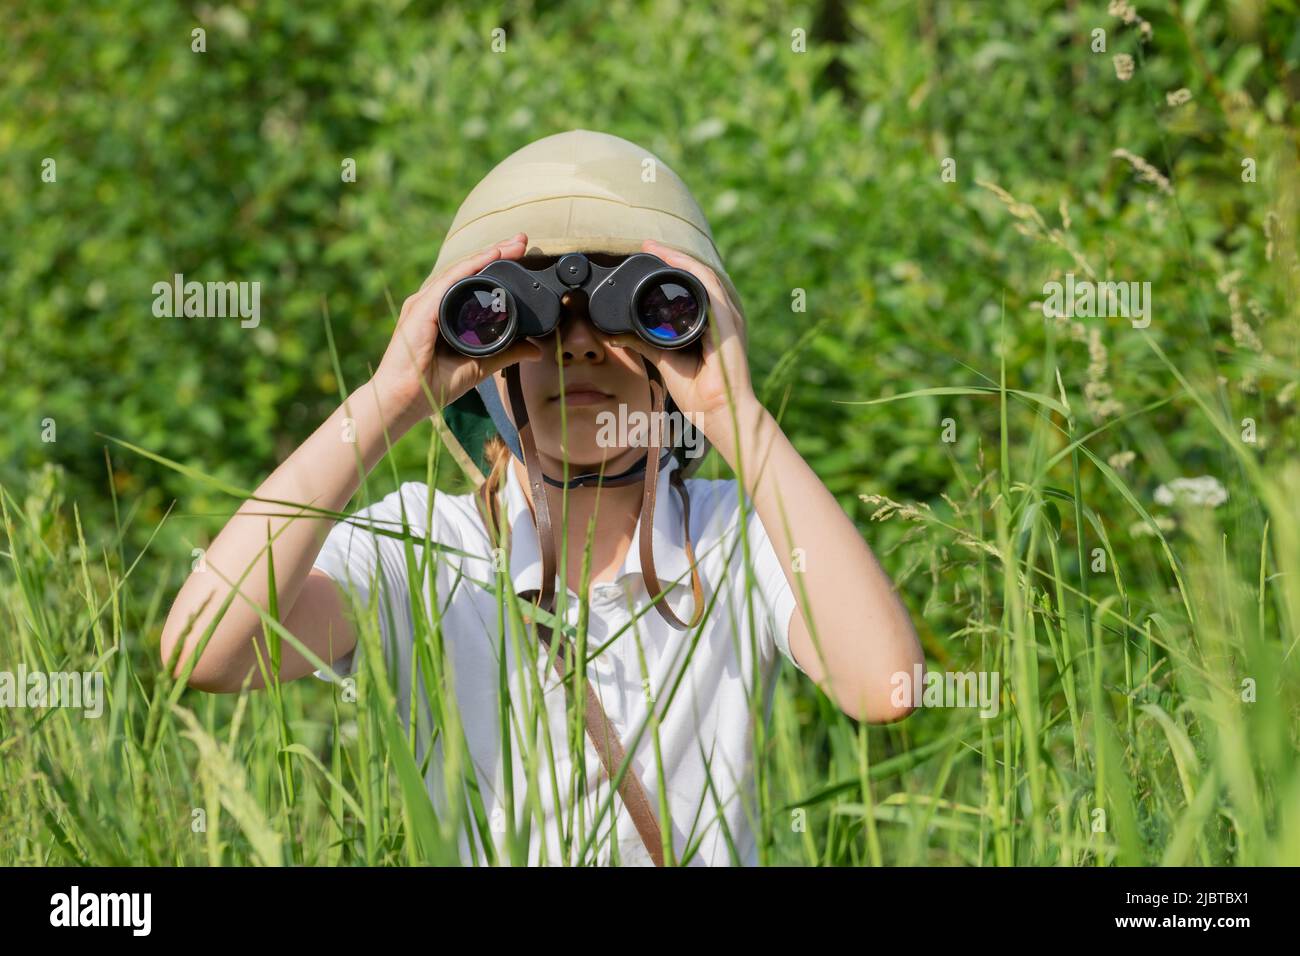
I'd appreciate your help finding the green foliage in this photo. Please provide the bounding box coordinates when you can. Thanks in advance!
[2,0,1298,864]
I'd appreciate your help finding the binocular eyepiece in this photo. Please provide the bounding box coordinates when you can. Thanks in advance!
[438,252,709,357]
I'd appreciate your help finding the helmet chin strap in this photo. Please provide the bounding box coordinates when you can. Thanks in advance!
[540,449,673,490]
[496,358,704,631]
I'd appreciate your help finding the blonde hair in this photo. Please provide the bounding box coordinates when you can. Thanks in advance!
[478,434,514,542]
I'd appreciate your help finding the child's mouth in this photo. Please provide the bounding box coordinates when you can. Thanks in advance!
[549,383,614,406]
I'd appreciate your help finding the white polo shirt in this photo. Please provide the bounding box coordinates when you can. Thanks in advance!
[312,454,803,866]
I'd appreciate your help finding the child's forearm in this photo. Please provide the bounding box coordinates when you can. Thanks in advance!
[159,379,408,689]
[160,236,536,690]
[706,396,924,722]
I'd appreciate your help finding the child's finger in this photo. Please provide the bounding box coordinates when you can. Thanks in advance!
[609,333,701,394]
[609,332,695,377]
[641,239,744,343]
[481,337,543,378]
[418,233,528,295]
[607,332,654,361]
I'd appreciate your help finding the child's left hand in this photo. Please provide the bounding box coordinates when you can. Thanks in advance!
[615,240,924,725]
[607,239,756,431]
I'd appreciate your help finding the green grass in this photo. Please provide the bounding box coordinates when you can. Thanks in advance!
[2,0,1298,865]
[3,300,1297,864]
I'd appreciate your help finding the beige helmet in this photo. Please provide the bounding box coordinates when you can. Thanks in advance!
[435,129,738,480]
[435,129,728,636]
[433,128,742,308]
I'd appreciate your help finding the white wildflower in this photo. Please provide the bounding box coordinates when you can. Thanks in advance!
[1108,450,1136,471]
[1130,514,1177,538]
[1154,476,1228,509]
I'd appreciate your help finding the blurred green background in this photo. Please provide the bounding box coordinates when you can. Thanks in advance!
[2,0,1299,864]
[4,0,1295,556]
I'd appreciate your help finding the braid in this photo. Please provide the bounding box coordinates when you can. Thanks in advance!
[479,434,514,544]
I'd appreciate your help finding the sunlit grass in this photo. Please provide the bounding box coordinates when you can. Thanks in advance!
[3,304,1297,865]
[2,0,1298,868]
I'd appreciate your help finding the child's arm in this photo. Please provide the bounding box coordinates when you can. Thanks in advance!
[159,234,540,691]
[613,239,925,723]
[710,399,924,722]
[159,380,397,691]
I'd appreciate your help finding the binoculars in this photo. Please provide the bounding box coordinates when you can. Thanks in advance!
[438,252,709,357]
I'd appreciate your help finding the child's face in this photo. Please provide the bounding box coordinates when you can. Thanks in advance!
[490,255,654,472]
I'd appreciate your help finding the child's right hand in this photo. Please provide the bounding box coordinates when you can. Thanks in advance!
[371,232,542,433]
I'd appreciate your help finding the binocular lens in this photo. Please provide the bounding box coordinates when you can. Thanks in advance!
[634,279,703,345]
[446,285,512,350]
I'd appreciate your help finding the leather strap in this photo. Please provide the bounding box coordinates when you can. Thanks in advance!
[475,495,667,865]
[639,368,705,630]
[528,598,666,867]
[505,365,557,617]
[502,362,703,632]
[540,448,673,489]
[481,365,669,865]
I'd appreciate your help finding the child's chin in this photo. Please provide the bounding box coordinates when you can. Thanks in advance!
[558,445,642,471]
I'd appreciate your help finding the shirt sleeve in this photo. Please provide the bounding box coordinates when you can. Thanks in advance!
[739,495,805,675]
[310,483,425,681]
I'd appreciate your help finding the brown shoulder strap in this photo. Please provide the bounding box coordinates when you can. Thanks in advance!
[478,369,668,866]
[505,365,557,616]
[532,612,666,866]
[639,369,705,631]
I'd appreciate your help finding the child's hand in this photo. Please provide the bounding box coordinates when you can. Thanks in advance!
[371,233,542,433]
[608,238,756,431]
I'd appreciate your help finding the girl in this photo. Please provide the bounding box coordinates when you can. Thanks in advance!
[160,129,924,866]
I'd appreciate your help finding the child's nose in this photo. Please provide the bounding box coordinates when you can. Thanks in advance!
[556,291,607,361]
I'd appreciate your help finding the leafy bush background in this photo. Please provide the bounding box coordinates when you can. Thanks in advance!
[5,0,1294,549]
[2,0,1298,864]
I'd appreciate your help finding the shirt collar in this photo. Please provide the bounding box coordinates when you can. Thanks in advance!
[501,454,694,606]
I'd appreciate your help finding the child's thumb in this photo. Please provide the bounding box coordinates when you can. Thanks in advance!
[481,338,543,377]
